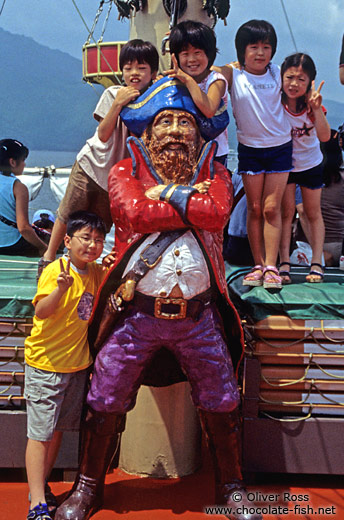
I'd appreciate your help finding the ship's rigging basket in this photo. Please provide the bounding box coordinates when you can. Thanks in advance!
[82,41,126,88]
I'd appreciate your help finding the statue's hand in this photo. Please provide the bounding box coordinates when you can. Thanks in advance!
[194,180,212,194]
[145,185,166,200]
[115,279,136,302]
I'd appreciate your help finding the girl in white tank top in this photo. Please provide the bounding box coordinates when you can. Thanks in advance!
[214,20,292,289]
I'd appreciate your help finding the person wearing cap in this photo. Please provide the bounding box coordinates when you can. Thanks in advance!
[55,78,262,520]
[32,210,56,245]
[32,209,55,230]
[0,139,47,256]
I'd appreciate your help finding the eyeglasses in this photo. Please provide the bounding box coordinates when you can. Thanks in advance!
[72,235,105,247]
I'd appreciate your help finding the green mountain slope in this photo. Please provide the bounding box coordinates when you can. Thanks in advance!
[0,27,102,151]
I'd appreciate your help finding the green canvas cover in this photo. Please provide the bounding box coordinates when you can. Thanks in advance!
[226,264,344,322]
[1,256,344,322]
[0,255,38,318]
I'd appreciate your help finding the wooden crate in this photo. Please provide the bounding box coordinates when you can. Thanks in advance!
[242,317,344,474]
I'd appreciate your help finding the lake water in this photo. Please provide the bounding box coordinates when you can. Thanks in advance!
[26,150,77,169]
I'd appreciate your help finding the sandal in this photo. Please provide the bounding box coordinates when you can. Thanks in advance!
[263,265,282,289]
[305,263,324,283]
[242,265,263,287]
[27,502,52,520]
[29,482,58,515]
[37,257,52,282]
[279,261,292,285]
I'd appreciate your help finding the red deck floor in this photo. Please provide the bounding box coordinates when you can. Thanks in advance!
[2,460,344,520]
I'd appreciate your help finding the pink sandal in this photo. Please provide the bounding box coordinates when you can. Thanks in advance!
[242,265,263,287]
[263,265,282,289]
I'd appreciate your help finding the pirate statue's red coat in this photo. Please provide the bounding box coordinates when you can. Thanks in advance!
[55,78,263,520]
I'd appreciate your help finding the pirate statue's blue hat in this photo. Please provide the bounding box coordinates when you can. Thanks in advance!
[120,76,229,141]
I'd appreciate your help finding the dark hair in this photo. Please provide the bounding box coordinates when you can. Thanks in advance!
[66,211,106,237]
[119,39,159,73]
[281,53,316,112]
[169,20,218,68]
[235,19,277,66]
[0,139,29,171]
[321,129,343,187]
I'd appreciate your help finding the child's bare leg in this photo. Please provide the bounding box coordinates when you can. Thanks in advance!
[45,430,63,481]
[43,218,67,262]
[279,184,296,266]
[301,186,325,280]
[296,202,312,244]
[262,171,289,267]
[26,438,50,508]
[242,172,265,266]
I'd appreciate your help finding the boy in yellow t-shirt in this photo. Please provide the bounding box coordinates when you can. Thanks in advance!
[24,210,106,520]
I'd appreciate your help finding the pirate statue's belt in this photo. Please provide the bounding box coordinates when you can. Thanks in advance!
[131,288,213,321]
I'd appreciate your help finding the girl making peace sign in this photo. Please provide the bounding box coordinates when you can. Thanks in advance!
[279,53,331,284]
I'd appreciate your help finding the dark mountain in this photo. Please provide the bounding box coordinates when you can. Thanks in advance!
[0,27,102,151]
[0,28,343,152]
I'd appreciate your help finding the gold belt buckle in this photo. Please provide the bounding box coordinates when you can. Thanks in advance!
[154,297,187,319]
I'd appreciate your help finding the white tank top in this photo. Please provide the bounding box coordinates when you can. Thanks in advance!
[198,71,229,157]
[230,64,291,148]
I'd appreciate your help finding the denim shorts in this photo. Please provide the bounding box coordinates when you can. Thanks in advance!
[288,163,324,190]
[25,364,89,441]
[238,141,293,175]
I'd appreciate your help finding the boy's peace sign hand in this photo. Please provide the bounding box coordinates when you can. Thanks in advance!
[57,258,74,292]
[307,80,324,112]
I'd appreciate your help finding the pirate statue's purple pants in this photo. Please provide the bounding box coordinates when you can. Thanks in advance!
[87,305,240,414]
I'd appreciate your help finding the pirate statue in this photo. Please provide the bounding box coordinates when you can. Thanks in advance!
[55,77,262,520]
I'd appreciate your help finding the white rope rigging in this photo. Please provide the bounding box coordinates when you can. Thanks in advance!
[280,0,298,52]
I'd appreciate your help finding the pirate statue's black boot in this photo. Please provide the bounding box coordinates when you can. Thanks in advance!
[55,408,126,520]
[198,408,263,520]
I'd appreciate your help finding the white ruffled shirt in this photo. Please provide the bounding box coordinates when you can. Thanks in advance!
[123,231,210,299]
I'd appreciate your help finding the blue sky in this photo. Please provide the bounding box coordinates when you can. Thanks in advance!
[0,0,343,103]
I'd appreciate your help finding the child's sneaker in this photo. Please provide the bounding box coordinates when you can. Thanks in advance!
[27,502,52,520]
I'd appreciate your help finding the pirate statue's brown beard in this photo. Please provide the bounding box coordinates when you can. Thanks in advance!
[143,131,201,185]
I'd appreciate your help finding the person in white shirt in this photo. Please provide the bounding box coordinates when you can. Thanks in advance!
[214,20,292,289]
[38,40,159,277]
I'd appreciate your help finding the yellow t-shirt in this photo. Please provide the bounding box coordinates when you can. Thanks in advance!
[25,257,105,373]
